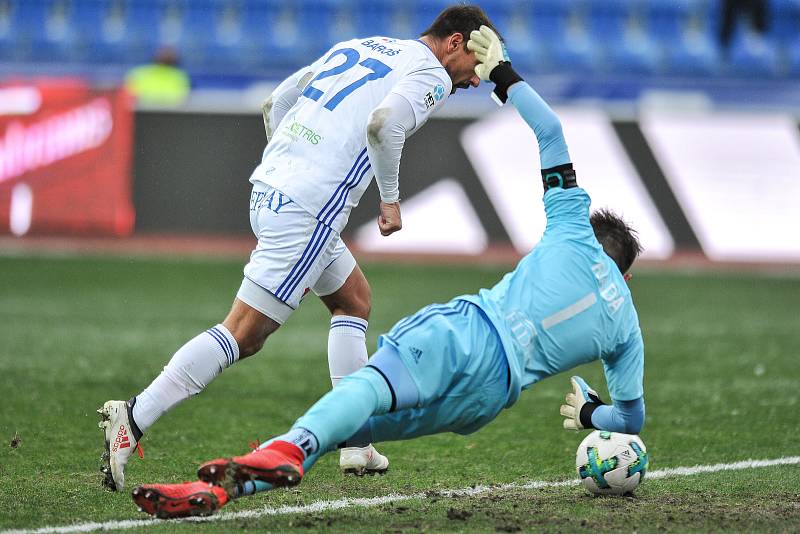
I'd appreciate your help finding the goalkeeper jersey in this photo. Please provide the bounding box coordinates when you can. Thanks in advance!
[459,187,644,406]
[253,37,452,233]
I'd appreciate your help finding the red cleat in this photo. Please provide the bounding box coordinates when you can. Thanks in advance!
[198,440,304,488]
[131,480,229,519]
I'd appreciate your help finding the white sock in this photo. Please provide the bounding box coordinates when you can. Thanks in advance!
[328,315,368,387]
[132,324,239,433]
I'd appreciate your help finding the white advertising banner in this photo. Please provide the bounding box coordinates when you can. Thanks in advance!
[461,106,674,259]
[354,178,488,255]
[641,112,800,262]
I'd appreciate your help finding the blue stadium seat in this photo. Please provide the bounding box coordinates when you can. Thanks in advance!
[788,39,800,75]
[350,0,399,39]
[497,0,544,75]
[15,0,81,63]
[0,0,22,61]
[726,31,781,76]
[244,0,318,73]
[646,0,723,76]
[72,0,137,64]
[122,1,173,65]
[176,0,258,73]
[663,31,720,76]
[526,0,598,74]
[587,1,659,75]
[767,0,800,47]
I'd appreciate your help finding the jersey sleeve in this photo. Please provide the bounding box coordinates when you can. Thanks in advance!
[543,187,593,232]
[388,67,451,132]
[601,329,644,402]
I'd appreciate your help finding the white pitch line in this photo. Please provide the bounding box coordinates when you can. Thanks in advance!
[4,456,800,534]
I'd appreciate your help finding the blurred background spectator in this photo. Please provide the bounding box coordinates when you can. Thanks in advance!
[125,47,189,106]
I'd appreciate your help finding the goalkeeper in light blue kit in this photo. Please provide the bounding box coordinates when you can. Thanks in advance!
[133,26,647,518]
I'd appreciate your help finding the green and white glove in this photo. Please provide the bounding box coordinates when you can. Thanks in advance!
[560,376,606,431]
[467,25,509,81]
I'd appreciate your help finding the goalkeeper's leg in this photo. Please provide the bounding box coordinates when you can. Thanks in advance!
[197,363,395,493]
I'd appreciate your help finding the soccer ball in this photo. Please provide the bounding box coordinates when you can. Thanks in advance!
[575,431,648,495]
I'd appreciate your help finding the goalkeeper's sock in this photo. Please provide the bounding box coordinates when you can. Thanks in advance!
[327,315,369,387]
[233,433,322,498]
[231,368,392,499]
[132,324,239,432]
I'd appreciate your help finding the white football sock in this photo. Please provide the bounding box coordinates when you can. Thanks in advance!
[328,315,368,387]
[132,324,239,433]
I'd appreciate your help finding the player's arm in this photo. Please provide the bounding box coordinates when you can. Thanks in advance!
[366,67,450,236]
[560,377,645,434]
[261,63,319,142]
[468,26,575,191]
[366,93,417,236]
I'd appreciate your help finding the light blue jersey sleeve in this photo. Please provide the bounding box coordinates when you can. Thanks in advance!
[542,187,594,234]
[602,330,645,402]
[591,397,645,434]
[507,82,571,169]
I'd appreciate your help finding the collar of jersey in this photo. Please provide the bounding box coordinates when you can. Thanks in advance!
[413,38,445,68]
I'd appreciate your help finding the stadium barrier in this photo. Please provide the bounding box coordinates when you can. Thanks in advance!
[0,81,134,237]
[2,104,799,263]
[131,108,800,263]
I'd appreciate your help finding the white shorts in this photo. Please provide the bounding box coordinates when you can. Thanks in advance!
[237,183,356,324]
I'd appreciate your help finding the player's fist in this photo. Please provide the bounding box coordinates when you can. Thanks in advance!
[378,201,402,236]
[560,376,605,431]
[467,25,509,81]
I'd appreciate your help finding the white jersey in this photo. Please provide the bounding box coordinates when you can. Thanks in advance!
[252,37,452,233]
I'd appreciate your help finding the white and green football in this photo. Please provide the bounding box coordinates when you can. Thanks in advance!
[575,431,648,495]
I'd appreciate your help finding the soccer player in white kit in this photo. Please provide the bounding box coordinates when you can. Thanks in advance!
[98,5,498,491]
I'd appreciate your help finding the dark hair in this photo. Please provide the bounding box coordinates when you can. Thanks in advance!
[420,4,500,49]
[590,209,642,274]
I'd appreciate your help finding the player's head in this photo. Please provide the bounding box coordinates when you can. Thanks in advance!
[590,209,642,275]
[420,5,499,93]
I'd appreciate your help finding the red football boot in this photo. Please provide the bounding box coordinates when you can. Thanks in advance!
[198,440,304,488]
[131,480,229,519]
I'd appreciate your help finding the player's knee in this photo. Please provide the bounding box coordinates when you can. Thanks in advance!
[234,329,269,358]
[346,281,372,319]
[224,319,276,359]
[327,272,372,319]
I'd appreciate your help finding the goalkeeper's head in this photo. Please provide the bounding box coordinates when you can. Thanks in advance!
[590,209,643,275]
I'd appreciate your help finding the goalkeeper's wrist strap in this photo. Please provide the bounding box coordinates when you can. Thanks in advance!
[579,402,603,430]
[542,164,578,191]
[489,62,523,104]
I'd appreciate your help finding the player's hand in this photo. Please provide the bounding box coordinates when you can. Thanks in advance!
[560,376,606,431]
[378,201,402,236]
[467,25,509,81]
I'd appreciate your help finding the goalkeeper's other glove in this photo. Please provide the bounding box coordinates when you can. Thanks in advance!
[560,376,606,431]
[467,25,522,104]
[466,25,509,81]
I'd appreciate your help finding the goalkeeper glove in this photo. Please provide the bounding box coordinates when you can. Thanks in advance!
[467,25,522,104]
[467,25,509,81]
[560,376,606,431]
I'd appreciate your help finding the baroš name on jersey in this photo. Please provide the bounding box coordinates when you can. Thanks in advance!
[360,39,401,56]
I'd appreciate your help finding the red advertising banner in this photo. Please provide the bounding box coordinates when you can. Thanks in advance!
[0,81,135,236]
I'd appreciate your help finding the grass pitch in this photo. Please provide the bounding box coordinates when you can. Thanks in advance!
[0,254,799,532]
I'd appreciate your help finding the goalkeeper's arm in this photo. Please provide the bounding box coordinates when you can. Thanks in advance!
[468,26,574,190]
[561,376,645,434]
